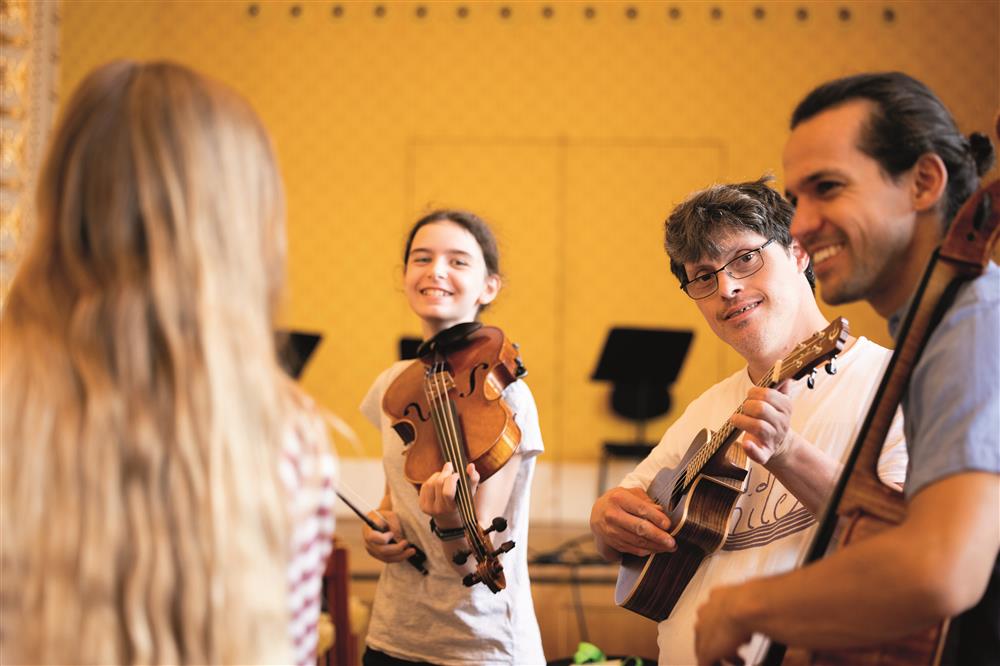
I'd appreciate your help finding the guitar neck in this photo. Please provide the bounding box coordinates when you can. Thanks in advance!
[685,367,777,482]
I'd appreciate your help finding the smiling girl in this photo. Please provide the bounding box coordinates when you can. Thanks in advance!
[358,210,545,665]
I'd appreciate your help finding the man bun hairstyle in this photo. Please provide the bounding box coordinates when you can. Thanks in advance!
[791,71,996,227]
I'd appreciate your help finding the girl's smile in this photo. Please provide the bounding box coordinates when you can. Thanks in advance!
[404,220,500,338]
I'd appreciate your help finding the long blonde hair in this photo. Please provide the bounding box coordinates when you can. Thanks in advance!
[1,61,298,664]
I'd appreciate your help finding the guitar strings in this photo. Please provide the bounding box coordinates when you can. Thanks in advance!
[667,322,843,505]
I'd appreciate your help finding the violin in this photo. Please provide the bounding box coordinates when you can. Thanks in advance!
[382,322,528,593]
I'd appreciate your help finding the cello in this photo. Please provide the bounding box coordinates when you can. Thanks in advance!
[382,322,527,593]
[762,118,1000,665]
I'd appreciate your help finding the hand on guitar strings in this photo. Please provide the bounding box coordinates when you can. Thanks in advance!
[419,460,481,528]
[362,508,420,564]
[590,486,677,558]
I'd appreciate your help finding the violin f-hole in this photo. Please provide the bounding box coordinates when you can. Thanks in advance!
[402,401,430,423]
[458,362,490,398]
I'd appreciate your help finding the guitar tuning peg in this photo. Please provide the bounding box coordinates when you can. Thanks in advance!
[807,368,817,390]
[826,357,838,375]
[452,549,471,565]
[490,540,515,559]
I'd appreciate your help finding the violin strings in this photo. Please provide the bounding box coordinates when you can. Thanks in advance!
[426,360,485,556]
[433,365,471,524]
[426,365,462,518]
[439,363,490,557]
[440,366,488,556]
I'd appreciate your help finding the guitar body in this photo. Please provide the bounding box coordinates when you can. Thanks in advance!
[616,428,750,621]
[610,318,848,624]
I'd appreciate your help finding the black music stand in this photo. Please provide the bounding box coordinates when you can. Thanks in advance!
[592,327,693,494]
[277,330,322,379]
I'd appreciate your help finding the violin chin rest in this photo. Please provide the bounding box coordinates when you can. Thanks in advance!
[417,322,483,357]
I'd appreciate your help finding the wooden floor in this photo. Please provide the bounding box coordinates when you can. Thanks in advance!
[335,518,660,664]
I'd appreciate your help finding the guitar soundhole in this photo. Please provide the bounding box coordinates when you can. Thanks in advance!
[669,474,685,510]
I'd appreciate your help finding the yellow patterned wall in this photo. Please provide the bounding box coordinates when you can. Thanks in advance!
[60,1,999,461]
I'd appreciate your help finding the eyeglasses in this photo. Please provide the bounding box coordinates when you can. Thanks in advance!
[680,239,775,300]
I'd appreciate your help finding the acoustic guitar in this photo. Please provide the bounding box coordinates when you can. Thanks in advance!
[616,317,849,622]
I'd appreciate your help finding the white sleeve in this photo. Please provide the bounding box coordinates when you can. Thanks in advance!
[360,368,391,428]
[876,405,909,486]
[506,380,544,458]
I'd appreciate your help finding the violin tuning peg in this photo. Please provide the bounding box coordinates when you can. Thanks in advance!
[512,342,520,350]
[490,540,515,558]
[826,357,838,375]
[452,549,471,566]
[485,516,507,534]
[462,572,480,587]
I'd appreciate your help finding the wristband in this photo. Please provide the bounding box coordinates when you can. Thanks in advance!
[429,518,466,541]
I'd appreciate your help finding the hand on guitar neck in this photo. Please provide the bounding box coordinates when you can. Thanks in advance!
[592,357,842,565]
[734,380,844,515]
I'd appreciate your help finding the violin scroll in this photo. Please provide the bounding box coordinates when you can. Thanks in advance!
[463,541,515,589]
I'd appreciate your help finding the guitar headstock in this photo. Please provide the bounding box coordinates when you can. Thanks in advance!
[773,317,850,384]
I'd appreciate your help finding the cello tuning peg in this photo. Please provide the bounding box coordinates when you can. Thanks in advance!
[826,357,838,375]
[485,517,507,534]
[807,368,817,390]
[462,572,480,587]
[452,549,471,565]
[490,540,515,558]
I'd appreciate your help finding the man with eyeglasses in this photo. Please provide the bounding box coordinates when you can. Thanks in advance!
[694,73,998,666]
[589,176,907,665]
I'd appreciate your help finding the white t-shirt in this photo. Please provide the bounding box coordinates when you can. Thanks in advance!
[620,336,908,666]
[360,361,545,666]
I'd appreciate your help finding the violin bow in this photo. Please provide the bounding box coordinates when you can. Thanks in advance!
[335,486,429,576]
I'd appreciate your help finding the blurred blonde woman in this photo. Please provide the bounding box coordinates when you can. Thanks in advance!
[0,61,336,665]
